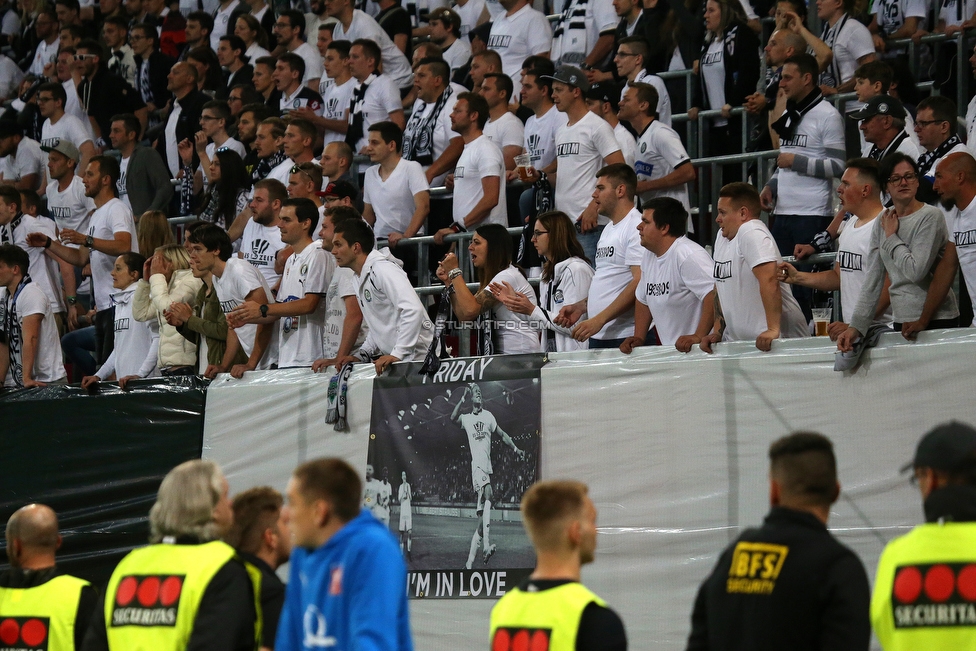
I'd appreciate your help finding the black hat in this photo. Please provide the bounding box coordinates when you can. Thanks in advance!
[847,94,906,121]
[902,421,976,472]
[585,81,619,111]
[323,180,358,200]
[541,65,590,93]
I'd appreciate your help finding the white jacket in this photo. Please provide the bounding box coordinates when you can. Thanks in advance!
[356,249,433,362]
[133,269,203,369]
[95,284,159,379]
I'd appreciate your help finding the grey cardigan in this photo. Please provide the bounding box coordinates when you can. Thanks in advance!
[123,144,174,216]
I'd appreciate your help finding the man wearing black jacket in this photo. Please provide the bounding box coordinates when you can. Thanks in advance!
[157,62,209,179]
[130,23,177,131]
[686,432,871,651]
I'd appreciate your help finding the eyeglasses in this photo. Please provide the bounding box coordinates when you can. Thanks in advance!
[615,51,638,58]
[274,21,292,28]
[200,115,220,121]
[36,96,54,103]
[915,119,947,128]
[887,172,918,185]
[228,95,243,102]
[531,230,548,238]
[73,54,96,61]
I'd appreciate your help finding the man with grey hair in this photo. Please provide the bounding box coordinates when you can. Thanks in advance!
[0,504,97,650]
[81,459,258,651]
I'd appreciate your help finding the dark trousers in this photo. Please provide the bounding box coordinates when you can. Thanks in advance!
[771,213,833,321]
[94,307,116,367]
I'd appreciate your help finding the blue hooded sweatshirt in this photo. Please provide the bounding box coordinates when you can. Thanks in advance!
[275,509,413,651]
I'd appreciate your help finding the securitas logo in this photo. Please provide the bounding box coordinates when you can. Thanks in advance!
[891,562,976,628]
[726,542,789,595]
[0,616,50,650]
[111,574,185,627]
[492,627,552,651]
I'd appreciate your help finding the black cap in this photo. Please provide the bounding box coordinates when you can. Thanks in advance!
[902,421,976,473]
[323,180,358,200]
[847,94,906,121]
[585,81,619,111]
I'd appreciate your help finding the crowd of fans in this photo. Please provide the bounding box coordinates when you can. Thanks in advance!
[1,0,976,385]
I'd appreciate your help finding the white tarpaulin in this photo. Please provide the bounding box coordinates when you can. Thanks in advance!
[203,328,976,650]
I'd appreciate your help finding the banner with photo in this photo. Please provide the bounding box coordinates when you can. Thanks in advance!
[367,354,546,599]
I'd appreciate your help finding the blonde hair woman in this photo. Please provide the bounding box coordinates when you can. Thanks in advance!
[136,210,175,257]
[133,244,203,375]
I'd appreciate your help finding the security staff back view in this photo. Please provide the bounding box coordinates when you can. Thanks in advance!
[685,431,871,651]
[80,459,259,651]
[0,504,97,651]
[872,421,976,650]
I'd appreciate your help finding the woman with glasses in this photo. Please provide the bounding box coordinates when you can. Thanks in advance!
[490,211,594,352]
[181,149,251,228]
[234,14,270,62]
[437,223,543,355]
[838,152,959,352]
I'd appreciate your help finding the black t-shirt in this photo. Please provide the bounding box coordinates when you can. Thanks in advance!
[517,578,628,651]
[376,5,412,63]
[0,566,98,651]
[237,552,285,649]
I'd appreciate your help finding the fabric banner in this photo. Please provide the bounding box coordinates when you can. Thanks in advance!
[0,378,208,583]
[368,355,545,598]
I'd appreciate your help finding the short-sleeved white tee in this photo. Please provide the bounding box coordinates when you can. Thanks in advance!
[636,236,714,345]
[458,408,497,477]
[443,37,471,70]
[88,198,137,311]
[322,78,356,146]
[0,137,45,186]
[773,101,846,217]
[550,0,616,67]
[404,89,461,185]
[240,217,286,287]
[942,198,976,326]
[453,0,487,39]
[453,135,507,227]
[635,119,692,210]
[40,115,93,151]
[363,158,430,238]
[277,244,334,367]
[292,42,325,85]
[820,15,875,111]
[487,4,553,97]
[350,74,403,151]
[874,0,926,37]
[587,207,643,339]
[322,266,367,359]
[334,10,414,89]
[836,212,893,327]
[3,283,65,384]
[213,256,276,366]
[524,105,568,171]
[711,220,808,342]
[554,110,621,224]
[613,122,637,168]
[12,214,63,314]
[46,175,94,239]
[484,111,524,151]
[487,265,541,353]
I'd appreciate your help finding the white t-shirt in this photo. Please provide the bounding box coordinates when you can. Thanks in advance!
[334,10,414,88]
[587,207,642,339]
[0,137,45,187]
[363,158,430,238]
[46,175,95,237]
[11,214,63,314]
[211,0,242,51]
[62,79,94,139]
[634,119,692,211]
[40,115,93,153]
[836,212,893,327]
[874,0,926,36]
[453,135,507,227]
[0,55,23,101]
[942,198,976,326]
[322,266,366,359]
[277,243,334,367]
[442,38,471,71]
[487,4,553,97]
[28,36,59,76]
[246,42,271,61]
[940,0,976,26]
[292,41,325,85]
[486,265,541,353]
[636,236,713,346]
[484,111,525,152]
[550,0,616,67]
[267,158,293,186]
[967,95,976,159]
[349,74,403,151]
[532,256,593,351]
[613,122,637,168]
[240,217,287,287]
[820,14,874,112]
[404,88,461,185]
[88,198,137,311]
[207,138,247,160]
[453,0,487,39]
[712,220,808,342]
[523,104,568,171]
[118,156,131,211]
[629,70,672,127]
[700,39,727,127]
[3,282,65,384]
[322,78,356,146]
[772,100,846,217]
[554,110,621,224]
[458,409,496,477]
[213,256,277,366]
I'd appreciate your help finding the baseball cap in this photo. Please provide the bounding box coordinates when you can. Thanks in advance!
[542,65,590,93]
[902,421,976,472]
[40,137,81,161]
[847,94,906,121]
[0,119,22,139]
[585,81,619,111]
[323,180,358,200]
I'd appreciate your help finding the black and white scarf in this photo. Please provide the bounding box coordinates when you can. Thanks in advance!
[918,134,963,176]
[475,307,496,356]
[420,286,454,376]
[402,86,454,166]
[252,150,286,185]
[552,0,589,65]
[1,275,32,389]
[867,130,910,161]
[346,74,375,148]
[325,362,354,430]
[819,14,849,88]
[771,87,824,141]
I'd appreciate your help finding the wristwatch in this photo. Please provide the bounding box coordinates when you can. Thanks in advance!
[259,304,269,318]
[84,234,94,248]
[66,295,78,305]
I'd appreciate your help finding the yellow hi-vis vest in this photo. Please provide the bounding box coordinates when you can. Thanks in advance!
[489,582,606,651]
[871,521,976,650]
[0,574,90,651]
[104,540,260,651]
